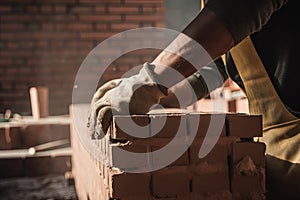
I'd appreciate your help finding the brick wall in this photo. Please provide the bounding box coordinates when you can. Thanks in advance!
[70,104,266,199]
[0,0,165,115]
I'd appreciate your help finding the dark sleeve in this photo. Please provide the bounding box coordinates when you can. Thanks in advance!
[187,57,228,100]
[205,0,288,44]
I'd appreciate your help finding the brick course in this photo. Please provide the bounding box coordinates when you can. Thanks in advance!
[70,104,266,199]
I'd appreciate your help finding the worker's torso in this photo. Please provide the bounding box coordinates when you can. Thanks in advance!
[226,1,300,117]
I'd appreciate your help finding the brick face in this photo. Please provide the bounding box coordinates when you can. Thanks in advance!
[0,0,165,115]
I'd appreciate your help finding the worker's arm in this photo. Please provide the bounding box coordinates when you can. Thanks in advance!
[88,0,287,136]
[159,57,228,108]
[152,0,288,87]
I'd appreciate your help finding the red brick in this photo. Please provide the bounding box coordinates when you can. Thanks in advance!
[152,168,191,197]
[231,175,265,194]
[149,113,187,138]
[111,23,139,30]
[79,32,114,40]
[112,115,150,139]
[151,145,189,166]
[189,113,226,138]
[108,6,139,13]
[110,172,151,198]
[125,14,163,21]
[232,142,266,167]
[190,139,228,164]
[109,143,150,170]
[231,142,266,195]
[191,191,233,200]
[226,113,262,137]
[192,173,230,195]
[79,15,121,21]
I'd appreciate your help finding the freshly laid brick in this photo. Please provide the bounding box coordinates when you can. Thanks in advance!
[112,115,150,140]
[189,113,226,138]
[226,113,262,137]
[149,113,188,138]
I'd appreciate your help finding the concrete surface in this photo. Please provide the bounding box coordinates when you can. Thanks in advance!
[0,174,77,200]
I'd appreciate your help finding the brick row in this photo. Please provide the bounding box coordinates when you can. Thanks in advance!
[112,112,262,140]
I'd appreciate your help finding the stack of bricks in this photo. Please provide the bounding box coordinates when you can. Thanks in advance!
[70,104,266,200]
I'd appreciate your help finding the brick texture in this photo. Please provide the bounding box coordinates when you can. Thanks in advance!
[0,0,165,115]
[70,104,267,199]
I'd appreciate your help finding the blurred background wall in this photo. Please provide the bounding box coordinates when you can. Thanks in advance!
[0,0,200,116]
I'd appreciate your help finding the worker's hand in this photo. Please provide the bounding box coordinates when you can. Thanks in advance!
[87,63,167,139]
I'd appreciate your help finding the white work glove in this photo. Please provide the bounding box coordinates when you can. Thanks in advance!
[87,63,167,139]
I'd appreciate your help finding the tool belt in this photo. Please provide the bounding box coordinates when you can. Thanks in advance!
[230,36,300,199]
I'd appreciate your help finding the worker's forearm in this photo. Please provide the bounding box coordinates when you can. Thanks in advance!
[152,7,234,88]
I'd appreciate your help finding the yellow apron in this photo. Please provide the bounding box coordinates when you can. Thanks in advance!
[230,36,300,199]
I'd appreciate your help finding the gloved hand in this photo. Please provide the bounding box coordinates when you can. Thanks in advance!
[87,63,167,139]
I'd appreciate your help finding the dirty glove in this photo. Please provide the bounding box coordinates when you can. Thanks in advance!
[87,62,167,139]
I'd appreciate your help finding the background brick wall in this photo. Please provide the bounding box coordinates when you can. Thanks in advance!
[0,0,165,115]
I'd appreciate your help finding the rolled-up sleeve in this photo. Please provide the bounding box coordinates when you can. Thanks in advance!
[205,0,288,44]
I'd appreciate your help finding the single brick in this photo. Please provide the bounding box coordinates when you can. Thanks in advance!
[152,168,191,197]
[226,113,262,137]
[231,142,266,194]
[191,190,233,200]
[232,142,266,167]
[112,115,150,140]
[189,113,226,138]
[109,143,150,171]
[231,175,265,194]
[190,139,228,167]
[109,172,151,198]
[151,145,189,166]
[149,113,188,138]
[192,173,230,195]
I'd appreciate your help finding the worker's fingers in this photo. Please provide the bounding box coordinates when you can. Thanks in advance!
[88,89,115,139]
[87,83,117,135]
[91,79,121,104]
[95,106,113,139]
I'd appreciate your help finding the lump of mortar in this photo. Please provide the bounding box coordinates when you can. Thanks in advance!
[235,155,258,176]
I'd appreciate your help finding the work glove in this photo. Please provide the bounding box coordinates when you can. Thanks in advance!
[87,62,167,139]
